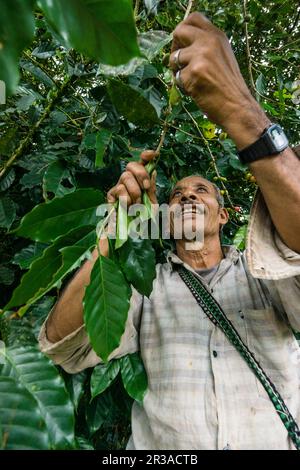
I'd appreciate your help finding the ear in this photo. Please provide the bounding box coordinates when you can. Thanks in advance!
[218,207,229,228]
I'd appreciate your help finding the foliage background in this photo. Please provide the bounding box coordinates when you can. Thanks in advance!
[0,0,299,449]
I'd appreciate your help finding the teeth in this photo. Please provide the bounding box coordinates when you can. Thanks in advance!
[182,206,203,214]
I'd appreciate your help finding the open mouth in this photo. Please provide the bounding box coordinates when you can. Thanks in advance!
[181,204,205,216]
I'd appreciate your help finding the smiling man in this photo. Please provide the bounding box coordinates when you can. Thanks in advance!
[39,13,300,450]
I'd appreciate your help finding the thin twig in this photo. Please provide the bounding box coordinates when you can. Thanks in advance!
[182,104,235,208]
[183,0,194,20]
[134,0,140,20]
[243,0,256,95]
[0,76,73,179]
[287,8,300,34]
[154,0,194,156]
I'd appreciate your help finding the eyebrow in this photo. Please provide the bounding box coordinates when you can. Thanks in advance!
[170,182,211,197]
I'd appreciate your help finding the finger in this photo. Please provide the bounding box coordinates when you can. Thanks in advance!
[169,47,193,71]
[139,149,158,164]
[114,183,132,207]
[171,24,199,53]
[126,161,151,190]
[183,12,214,31]
[120,171,142,204]
[107,188,116,203]
[174,65,193,96]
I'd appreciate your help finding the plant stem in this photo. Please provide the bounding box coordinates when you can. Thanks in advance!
[243,0,256,95]
[0,75,74,180]
[183,0,194,20]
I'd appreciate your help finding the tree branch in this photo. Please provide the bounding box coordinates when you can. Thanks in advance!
[0,75,74,180]
[243,0,256,95]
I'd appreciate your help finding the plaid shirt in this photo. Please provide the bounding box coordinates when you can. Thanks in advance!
[39,190,300,450]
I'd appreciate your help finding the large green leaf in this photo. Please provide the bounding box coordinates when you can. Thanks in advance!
[13,188,103,242]
[120,353,148,404]
[0,376,49,450]
[83,255,131,362]
[90,360,120,399]
[0,345,75,449]
[5,226,96,312]
[97,30,171,77]
[107,79,159,128]
[38,0,141,66]
[119,237,156,297]
[0,0,35,95]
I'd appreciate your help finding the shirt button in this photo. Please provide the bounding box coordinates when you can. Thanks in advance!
[212,350,218,358]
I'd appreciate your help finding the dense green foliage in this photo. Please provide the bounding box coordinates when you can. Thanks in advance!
[0,0,299,449]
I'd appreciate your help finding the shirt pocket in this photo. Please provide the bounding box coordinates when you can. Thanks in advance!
[243,307,300,404]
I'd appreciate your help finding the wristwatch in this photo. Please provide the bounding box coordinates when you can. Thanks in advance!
[238,123,289,164]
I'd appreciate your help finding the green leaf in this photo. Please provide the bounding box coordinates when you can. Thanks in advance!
[20,59,55,88]
[13,189,103,242]
[5,226,96,311]
[0,345,75,449]
[0,376,49,450]
[0,197,16,229]
[83,255,131,362]
[38,0,141,66]
[115,201,129,249]
[120,353,148,404]
[256,73,267,96]
[62,370,88,411]
[85,391,113,435]
[144,0,160,15]
[139,30,172,61]
[107,79,159,128]
[119,237,156,297]
[233,224,248,251]
[90,361,120,399]
[43,160,75,197]
[13,243,48,270]
[97,30,171,77]
[0,169,15,191]
[95,129,112,168]
[0,0,35,95]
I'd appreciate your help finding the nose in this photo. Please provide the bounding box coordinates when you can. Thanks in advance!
[180,192,197,203]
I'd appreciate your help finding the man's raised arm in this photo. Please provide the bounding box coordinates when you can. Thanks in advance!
[169,12,300,253]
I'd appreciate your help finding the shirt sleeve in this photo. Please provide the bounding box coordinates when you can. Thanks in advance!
[38,287,143,374]
[245,189,300,331]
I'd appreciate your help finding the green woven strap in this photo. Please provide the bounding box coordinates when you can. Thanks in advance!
[177,264,300,450]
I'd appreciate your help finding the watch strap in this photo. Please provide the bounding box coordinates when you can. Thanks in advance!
[238,127,274,164]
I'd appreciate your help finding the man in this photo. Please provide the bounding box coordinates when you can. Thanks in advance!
[39,13,300,449]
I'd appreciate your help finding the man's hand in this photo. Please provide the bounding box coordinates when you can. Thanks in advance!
[107,150,158,206]
[170,12,270,150]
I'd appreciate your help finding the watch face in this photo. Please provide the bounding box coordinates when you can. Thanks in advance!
[269,125,289,151]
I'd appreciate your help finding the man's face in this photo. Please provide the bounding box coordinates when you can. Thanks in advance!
[168,175,228,241]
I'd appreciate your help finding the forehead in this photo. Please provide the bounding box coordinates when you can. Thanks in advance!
[172,175,214,191]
